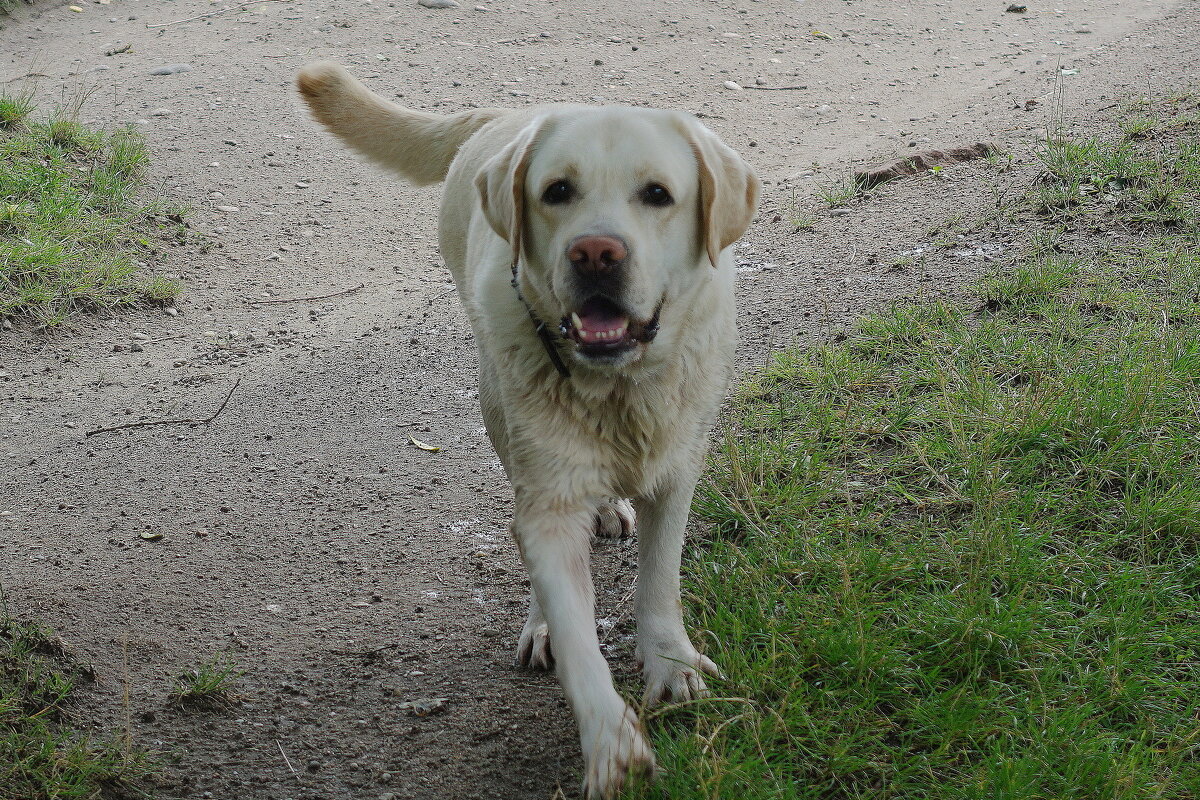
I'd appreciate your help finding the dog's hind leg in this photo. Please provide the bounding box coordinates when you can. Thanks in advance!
[511,497,655,798]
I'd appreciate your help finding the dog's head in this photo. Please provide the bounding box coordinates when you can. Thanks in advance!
[476,107,759,370]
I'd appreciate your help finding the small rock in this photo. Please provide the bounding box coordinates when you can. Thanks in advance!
[723,80,742,91]
[68,5,83,11]
[164,307,178,317]
[295,181,310,189]
[417,0,459,7]
[129,343,144,353]
[149,63,193,76]
[830,208,852,217]
[149,108,172,116]
[1005,4,1027,12]
[397,697,449,717]
[473,4,488,9]
[131,332,150,341]
[139,532,163,541]
[215,205,239,213]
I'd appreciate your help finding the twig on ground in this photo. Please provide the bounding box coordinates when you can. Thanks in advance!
[145,0,289,29]
[84,378,240,437]
[276,740,299,779]
[743,85,809,91]
[245,283,365,306]
[0,72,52,85]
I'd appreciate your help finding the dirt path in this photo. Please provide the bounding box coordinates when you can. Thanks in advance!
[1,1,1197,797]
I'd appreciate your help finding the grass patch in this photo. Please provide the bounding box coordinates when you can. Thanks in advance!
[629,99,1200,797]
[814,177,859,208]
[0,93,182,327]
[169,654,243,711]
[1,607,152,799]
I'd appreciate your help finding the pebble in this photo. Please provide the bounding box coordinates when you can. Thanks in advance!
[131,332,150,341]
[295,181,310,189]
[417,0,459,7]
[149,63,193,76]
[723,80,742,91]
[164,308,178,317]
[215,205,240,213]
[150,108,172,116]
[830,208,852,217]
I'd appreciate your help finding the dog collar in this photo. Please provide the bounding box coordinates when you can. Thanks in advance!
[510,268,571,379]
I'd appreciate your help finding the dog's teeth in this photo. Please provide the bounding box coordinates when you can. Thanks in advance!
[571,312,583,331]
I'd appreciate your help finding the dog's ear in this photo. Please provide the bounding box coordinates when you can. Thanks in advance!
[679,118,761,268]
[476,117,547,268]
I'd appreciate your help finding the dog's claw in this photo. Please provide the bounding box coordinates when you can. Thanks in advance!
[594,498,636,540]
[640,648,721,706]
[516,620,554,670]
[581,703,657,799]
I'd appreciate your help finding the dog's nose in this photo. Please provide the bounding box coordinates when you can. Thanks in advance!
[567,235,628,275]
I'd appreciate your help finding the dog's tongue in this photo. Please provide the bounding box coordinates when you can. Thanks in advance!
[573,297,629,341]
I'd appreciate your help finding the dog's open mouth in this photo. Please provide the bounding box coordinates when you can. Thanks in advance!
[560,296,660,359]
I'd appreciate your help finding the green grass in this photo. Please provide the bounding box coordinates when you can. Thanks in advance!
[0,93,181,326]
[629,100,1200,798]
[815,177,859,208]
[169,654,243,710]
[1,609,152,799]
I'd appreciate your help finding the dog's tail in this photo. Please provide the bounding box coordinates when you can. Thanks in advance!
[297,61,505,186]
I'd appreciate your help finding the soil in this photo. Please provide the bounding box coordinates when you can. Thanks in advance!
[1,0,1198,798]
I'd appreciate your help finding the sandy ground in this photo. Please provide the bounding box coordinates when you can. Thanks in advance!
[1,0,1198,797]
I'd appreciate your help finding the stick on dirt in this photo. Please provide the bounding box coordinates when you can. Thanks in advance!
[84,379,241,437]
[145,0,289,29]
[245,283,365,306]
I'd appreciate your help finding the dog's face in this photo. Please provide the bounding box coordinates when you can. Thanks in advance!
[477,107,759,370]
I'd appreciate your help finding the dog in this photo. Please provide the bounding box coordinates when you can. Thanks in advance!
[296,62,759,798]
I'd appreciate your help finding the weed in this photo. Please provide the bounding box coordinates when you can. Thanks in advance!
[0,90,33,130]
[170,653,244,710]
[815,177,858,208]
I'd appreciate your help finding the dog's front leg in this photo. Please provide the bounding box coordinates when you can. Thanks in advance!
[635,474,721,705]
[512,499,655,798]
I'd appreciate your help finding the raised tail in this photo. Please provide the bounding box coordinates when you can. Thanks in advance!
[296,61,506,186]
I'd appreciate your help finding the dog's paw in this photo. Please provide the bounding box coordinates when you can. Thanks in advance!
[594,498,636,540]
[639,644,721,706]
[580,703,656,799]
[515,617,553,670]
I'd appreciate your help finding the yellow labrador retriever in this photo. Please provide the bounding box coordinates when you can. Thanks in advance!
[297,62,759,798]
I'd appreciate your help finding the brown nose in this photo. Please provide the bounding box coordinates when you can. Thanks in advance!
[567,235,628,274]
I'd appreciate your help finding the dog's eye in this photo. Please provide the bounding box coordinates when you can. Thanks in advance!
[541,179,575,205]
[639,183,673,207]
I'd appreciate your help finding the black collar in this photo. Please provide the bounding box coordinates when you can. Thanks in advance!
[510,267,571,379]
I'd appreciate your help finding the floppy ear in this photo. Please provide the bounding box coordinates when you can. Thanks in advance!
[475,117,548,269]
[682,119,761,267]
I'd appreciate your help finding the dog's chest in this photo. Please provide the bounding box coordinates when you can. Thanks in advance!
[560,375,709,498]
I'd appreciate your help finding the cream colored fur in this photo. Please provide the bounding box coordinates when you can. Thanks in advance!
[297,61,759,799]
